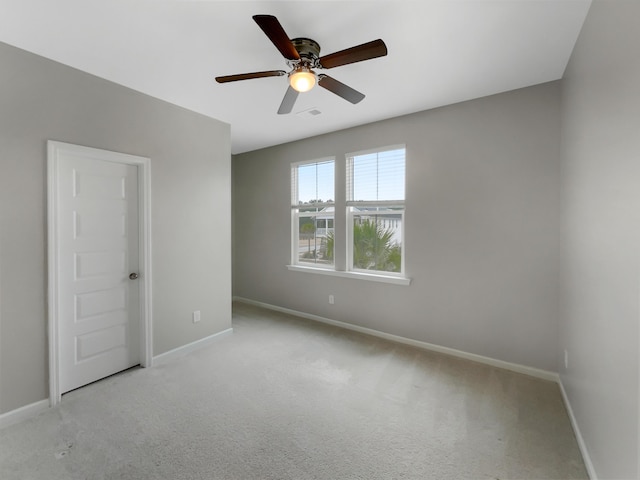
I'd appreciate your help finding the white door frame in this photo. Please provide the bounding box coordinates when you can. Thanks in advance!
[47,140,152,407]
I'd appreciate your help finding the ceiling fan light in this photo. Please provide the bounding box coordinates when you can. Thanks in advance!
[289,68,316,93]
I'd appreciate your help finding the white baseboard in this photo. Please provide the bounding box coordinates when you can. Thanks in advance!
[152,328,233,366]
[558,378,597,479]
[232,296,558,382]
[0,399,49,430]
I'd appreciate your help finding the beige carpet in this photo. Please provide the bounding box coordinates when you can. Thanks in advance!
[1,301,587,479]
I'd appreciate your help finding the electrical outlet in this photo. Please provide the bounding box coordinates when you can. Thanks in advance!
[192,310,201,323]
[329,295,334,305]
[564,349,569,369]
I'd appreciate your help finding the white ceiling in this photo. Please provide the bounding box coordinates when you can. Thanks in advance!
[0,0,591,154]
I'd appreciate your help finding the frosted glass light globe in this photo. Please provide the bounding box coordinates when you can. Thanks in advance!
[289,69,316,93]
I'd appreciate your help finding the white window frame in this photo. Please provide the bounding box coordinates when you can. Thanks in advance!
[290,157,335,270]
[346,145,406,278]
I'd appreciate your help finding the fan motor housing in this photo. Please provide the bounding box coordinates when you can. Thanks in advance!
[291,38,321,60]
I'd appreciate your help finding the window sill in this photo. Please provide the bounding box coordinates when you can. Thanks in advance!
[286,264,411,286]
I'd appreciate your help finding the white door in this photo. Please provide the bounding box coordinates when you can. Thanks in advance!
[55,148,141,394]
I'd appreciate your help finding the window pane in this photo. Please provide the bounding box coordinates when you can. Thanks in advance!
[349,148,404,202]
[292,159,335,269]
[295,160,334,205]
[351,212,402,273]
[298,212,334,266]
[377,149,405,200]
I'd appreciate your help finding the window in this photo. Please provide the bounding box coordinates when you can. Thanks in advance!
[291,159,335,268]
[288,147,409,285]
[347,146,405,275]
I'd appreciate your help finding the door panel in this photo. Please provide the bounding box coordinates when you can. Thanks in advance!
[57,152,140,394]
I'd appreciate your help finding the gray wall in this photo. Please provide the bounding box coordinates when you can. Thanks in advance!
[233,82,562,372]
[0,42,232,414]
[559,0,640,478]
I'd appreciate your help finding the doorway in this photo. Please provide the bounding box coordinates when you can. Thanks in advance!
[47,141,152,406]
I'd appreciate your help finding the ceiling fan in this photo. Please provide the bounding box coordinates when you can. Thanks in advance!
[215,15,388,114]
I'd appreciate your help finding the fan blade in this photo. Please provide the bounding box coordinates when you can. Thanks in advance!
[277,86,299,115]
[253,15,300,61]
[319,39,387,69]
[318,75,365,104]
[215,70,286,83]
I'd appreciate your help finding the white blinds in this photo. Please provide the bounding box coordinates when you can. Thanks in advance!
[347,147,405,204]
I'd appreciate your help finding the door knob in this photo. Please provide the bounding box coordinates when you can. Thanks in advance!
[129,273,139,280]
